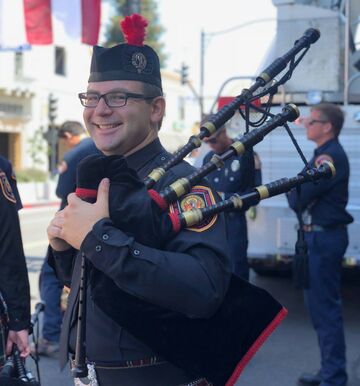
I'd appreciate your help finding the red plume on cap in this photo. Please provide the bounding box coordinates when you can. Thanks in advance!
[120,14,148,47]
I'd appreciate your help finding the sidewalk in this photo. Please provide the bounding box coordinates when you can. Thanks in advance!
[18,180,61,209]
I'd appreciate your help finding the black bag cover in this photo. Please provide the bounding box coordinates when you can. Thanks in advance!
[90,268,287,386]
[76,154,174,247]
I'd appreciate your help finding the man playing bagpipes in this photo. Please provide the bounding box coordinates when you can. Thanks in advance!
[47,14,291,386]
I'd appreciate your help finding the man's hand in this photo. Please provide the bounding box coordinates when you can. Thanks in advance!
[6,329,30,358]
[58,178,110,250]
[47,213,72,251]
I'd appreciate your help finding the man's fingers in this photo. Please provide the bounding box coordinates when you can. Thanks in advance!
[67,192,81,205]
[5,337,13,356]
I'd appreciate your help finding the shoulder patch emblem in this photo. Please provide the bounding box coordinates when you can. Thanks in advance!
[0,169,16,203]
[169,185,217,232]
[314,154,333,168]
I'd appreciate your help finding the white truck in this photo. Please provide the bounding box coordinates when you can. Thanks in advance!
[219,0,360,274]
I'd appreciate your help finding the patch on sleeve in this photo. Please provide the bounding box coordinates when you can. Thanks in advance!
[314,154,334,168]
[169,185,218,232]
[0,169,16,203]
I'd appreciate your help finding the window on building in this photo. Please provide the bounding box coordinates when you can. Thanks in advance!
[14,51,24,77]
[55,46,66,76]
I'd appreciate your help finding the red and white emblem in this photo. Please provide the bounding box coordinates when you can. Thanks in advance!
[0,170,16,203]
[169,185,217,232]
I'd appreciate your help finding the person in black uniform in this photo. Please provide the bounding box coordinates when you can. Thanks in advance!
[46,14,230,386]
[203,126,256,280]
[36,122,100,358]
[287,103,353,386]
[0,156,30,361]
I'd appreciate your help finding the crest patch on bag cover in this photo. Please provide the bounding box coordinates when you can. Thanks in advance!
[169,185,217,232]
[0,170,16,203]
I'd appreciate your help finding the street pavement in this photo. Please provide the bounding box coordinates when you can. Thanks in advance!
[19,206,360,386]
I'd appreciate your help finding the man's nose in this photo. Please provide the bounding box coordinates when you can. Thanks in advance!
[94,97,112,113]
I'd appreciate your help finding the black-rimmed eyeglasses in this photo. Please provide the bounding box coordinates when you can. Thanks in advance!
[78,91,157,108]
[306,119,328,126]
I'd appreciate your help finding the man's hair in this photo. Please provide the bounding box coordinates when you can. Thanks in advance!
[142,83,164,130]
[312,103,344,137]
[58,121,85,138]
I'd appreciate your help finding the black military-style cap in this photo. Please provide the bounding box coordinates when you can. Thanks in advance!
[88,14,162,91]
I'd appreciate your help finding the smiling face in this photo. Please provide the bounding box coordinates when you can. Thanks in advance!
[83,80,165,156]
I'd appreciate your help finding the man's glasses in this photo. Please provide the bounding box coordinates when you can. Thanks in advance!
[207,137,218,144]
[78,91,157,108]
[305,119,328,126]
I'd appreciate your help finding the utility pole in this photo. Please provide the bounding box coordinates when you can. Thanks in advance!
[199,18,274,118]
[47,93,58,176]
[200,30,205,119]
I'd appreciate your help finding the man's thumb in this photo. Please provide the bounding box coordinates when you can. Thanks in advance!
[96,178,110,213]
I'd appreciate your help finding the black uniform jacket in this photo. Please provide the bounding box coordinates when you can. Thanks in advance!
[202,149,255,202]
[0,156,30,331]
[49,139,231,363]
[287,138,353,227]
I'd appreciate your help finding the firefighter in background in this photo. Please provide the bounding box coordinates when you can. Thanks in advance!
[203,125,257,280]
[288,103,353,386]
[0,155,30,362]
[35,121,99,357]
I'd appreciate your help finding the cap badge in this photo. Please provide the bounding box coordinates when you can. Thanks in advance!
[131,52,147,73]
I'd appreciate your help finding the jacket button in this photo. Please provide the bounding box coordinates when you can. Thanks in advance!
[133,249,140,256]
[102,234,109,240]
[95,245,102,252]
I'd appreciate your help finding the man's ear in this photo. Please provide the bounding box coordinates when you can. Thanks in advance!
[323,121,334,135]
[150,96,166,127]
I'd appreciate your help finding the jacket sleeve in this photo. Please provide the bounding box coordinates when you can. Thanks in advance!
[81,213,231,319]
[0,186,30,330]
[287,154,340,212]
[47,246,77,288]
[223,150,256,201]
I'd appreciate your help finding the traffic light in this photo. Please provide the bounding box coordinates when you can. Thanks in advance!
[180,63,189,85]
[48,93,58,124]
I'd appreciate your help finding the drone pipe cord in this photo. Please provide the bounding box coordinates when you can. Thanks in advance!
[71,190,98,379]
[151,103,300,209]
[174,161,335,231]
[144,28,320,189]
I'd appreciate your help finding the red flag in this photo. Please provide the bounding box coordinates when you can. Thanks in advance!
[81,0,101,45]
[24,0,53,44]
[0,0,101,49]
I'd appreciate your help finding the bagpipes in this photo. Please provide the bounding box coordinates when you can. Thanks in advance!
[0,292,41,385]
[71,28,323,385]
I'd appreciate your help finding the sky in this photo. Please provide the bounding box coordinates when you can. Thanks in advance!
[157,0,277,99]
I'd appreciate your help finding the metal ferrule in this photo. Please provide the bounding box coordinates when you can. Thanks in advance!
[202,121,217,135]
[170,178,191,198]
[148,168,166,183]
[230,195,243,209]
[210,154,225,168]
[182,209,203,227]
[255,185,270,199]
[258,72,271,84]
[230,141,245,155]
[191,136,202,147]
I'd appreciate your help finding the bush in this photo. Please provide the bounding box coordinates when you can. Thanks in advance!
[16,168,48,182]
